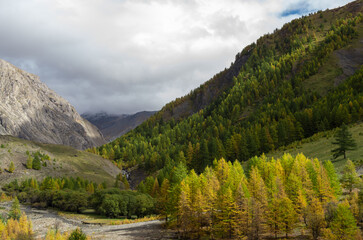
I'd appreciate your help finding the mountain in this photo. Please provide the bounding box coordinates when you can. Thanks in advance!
[0,59,105,150]
[82,111,156,141]
[94,1,363,175]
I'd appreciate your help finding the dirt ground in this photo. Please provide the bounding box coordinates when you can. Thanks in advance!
[0,202,175,240]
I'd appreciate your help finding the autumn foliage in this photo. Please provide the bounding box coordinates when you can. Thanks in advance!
[170,154,361,239]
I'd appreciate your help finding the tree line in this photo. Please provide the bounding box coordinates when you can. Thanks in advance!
[2,176,155,219]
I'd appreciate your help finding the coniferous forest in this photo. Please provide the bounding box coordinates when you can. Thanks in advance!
[86,3,363,239]
[1,1,363,240]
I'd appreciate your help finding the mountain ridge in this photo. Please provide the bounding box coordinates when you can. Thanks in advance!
[82,111,156,141]
[93,0,363,175]
[0,59,105,149]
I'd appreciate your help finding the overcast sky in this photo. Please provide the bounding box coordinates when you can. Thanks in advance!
[0,0,353,114]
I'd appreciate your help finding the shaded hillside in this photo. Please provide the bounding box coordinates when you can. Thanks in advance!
[83,111,156,141]
[0,135,120,186]
[0,59,105,150]
[157,49,251,121]
[94,1,363,176]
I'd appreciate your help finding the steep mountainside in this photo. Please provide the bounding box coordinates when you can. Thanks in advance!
[0,59,105,149]
[82,111,156,141]
[157,50,251,121]
[94,1,363,175]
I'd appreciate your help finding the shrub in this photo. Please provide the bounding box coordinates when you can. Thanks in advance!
[68,228,87,240]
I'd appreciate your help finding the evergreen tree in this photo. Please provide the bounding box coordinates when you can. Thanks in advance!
[8,161,15,173]
[32,156,41,170]
[341,160,360,193]
[331,124,357,159]
[306,197,326,240]
[157,179,170,221]
[215,187,237,239]
[328,202,358,240]
[68,228,87,240]
[279,196,297,238]
[323,160,342,197]
[8,197,21,220]
[26,156,33,169]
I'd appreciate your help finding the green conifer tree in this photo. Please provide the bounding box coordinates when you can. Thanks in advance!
[8,197,21,220]
[8,161,15,173]
[331,124,357,159]
[32,156,41,170]
[341,160,360,193]
[26,156,33,169]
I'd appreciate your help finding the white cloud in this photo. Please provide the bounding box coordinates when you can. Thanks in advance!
[0,0,353,114]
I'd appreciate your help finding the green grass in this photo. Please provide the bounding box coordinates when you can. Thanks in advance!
[58,210,159,225]
[0,135,120,187]
[303,54,343,95]
[267,122,363,174]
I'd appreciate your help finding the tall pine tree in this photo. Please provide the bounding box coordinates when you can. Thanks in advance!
[331,124,357,159]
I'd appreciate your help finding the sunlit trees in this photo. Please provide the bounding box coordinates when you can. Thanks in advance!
[324,202,358,240]
[306,197,326,240]
[172,154,361,239]
[341,160,360,193]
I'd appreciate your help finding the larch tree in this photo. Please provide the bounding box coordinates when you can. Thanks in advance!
[279,196,297,238]
[328,201,358,240]
[305,197,326,240]
[8,197,21,220]
[341,160,360,193]
[8,161,15,173]
[323,160,342,197]
[215,186,237,239]
[26,156,33,169]
[248,167,268,239]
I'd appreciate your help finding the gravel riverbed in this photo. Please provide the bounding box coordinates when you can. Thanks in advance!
[0,202,175,240]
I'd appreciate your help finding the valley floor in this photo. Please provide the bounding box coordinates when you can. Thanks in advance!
[0,202,175,240]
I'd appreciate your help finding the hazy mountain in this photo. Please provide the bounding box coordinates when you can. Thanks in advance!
[0,59,105,149]
[82,111,156,141]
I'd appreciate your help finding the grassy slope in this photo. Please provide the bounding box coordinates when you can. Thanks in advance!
[304,20,363,95]
[0,135,121,187]
[266,122,363,174]
[270,21,363,173]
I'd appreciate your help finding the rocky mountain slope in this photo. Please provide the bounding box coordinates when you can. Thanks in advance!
[0,59,105,149]
[82,111,156,141]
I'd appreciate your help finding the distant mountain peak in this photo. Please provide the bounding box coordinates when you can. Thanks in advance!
[83,111,156,141]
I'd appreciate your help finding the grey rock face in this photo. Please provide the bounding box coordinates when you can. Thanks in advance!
[0,59,105,149]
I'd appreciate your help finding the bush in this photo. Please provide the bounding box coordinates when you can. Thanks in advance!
[32,157,41,170]
[68,228,87,240]
[8,161,15,173]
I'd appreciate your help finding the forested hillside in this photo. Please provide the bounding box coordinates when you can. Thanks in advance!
[91,1,363,177]
[2,2,363,239]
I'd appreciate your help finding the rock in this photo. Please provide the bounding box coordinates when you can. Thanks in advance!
[0,59,105,149]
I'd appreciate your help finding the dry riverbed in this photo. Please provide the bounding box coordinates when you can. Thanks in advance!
[0,202,175,239]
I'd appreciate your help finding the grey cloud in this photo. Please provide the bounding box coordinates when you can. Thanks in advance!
[0,0,353,114]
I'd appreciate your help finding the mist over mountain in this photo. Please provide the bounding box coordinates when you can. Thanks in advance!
[82,111,156,141]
